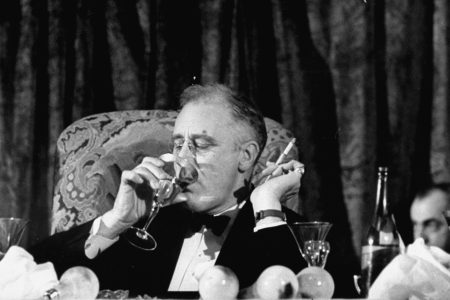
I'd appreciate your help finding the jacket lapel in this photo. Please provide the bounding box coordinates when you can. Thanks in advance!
[215,201,257,287]
[148,204,192,291]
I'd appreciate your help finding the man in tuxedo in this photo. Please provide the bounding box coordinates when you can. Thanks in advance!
[30,83,306,297]
[410,183,450,252]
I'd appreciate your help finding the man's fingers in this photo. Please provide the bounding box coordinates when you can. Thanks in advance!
[134,167,160,189]
[121,170,144,184]
[260,164,278,177]
[121,169,159,191]
[142,156,165,166]
[141,160,173,180]
[279,161,305,175]
[132,157,173,184]
[264,160,305,180]
[159,153,175,163]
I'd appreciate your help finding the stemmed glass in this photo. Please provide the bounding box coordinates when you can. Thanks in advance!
[124,155,198,251]
[0,217,29,260]
[289,221,333,268]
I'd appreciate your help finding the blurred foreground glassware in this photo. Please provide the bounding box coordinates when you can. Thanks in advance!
[198,265,239,300]
[289,221,332,268]
[0,217,29,260]
[297,266,334,299]
[124,155,198,251]
[251,265,298,300]
[43,266,99,300]
[97,289,129,299]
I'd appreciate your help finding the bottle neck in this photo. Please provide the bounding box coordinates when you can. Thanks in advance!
[366,167,403,247]
[375,176,389,217]
[373,167,391,223]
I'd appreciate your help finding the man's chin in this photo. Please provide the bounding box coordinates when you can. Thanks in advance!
[182,200,203,212]
[176,192,189,202]
[181,197,211,213]
[182,195,224,214]
[175,192,198,207]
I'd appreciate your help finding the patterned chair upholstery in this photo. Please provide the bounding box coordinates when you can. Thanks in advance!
[51,110,299,233]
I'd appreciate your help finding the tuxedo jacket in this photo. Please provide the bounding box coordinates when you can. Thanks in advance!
[30,201,306,297]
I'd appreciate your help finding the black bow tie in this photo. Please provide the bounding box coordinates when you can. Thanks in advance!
[190,213,231,236]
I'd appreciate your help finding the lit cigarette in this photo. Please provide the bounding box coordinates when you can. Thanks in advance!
[264,138,296,183]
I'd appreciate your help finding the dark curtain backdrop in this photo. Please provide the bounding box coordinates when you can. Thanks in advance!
[1,0,449,276]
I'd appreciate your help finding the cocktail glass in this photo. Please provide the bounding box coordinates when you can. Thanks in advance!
[0,217,29,260]
[289,221,332,268]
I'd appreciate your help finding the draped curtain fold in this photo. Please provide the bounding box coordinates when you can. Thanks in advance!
[1,0,449,286]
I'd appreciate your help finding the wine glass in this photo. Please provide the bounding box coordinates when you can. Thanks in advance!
[289,221,332,268]
[124,155,198,251]
[43,266,99,300]
[0,217,29,260]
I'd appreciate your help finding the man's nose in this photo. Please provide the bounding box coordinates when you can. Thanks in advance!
[420,233,430,245]
[414,226,430,244]
[413,225,423,238]
[178,140,195,158]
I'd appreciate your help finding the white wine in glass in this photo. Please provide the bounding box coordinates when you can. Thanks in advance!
[124,155,198,251]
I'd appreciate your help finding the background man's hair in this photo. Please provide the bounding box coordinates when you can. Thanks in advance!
[179,83,267,161]
[415,182,450,202]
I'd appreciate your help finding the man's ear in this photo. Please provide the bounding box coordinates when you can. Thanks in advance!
[238,140,260,172]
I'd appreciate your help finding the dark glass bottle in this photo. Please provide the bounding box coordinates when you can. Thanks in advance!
[360,166,401,297]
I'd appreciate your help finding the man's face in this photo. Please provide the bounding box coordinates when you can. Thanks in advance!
[172,101,248,214]
[410,190,450,251]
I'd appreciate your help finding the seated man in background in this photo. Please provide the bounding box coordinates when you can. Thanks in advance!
[368,184,450,299]
[30,83,307,297]
[410,183,450,252]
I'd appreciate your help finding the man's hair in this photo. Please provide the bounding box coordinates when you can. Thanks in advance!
[179,83,267,161]
[415,183,450,203]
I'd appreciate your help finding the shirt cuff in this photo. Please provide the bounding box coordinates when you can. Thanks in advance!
[254,220,287,232]
[85,217,119,259]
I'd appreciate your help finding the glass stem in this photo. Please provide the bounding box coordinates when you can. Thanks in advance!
[142,203,161,232]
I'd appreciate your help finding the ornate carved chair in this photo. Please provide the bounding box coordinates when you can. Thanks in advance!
[51,110,299,233]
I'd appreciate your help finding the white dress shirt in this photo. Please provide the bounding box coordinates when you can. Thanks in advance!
[167,203,241,291]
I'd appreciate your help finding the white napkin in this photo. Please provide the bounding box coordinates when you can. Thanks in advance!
[0,246,58,300]
[369,238,450,300]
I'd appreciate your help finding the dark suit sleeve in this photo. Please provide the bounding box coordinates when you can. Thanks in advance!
[250,208,306,276]
[252,224,305,272]
[28,219,157,293]
[218,204,307,289]
[29,221,95,276]
[27,209,187,297]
